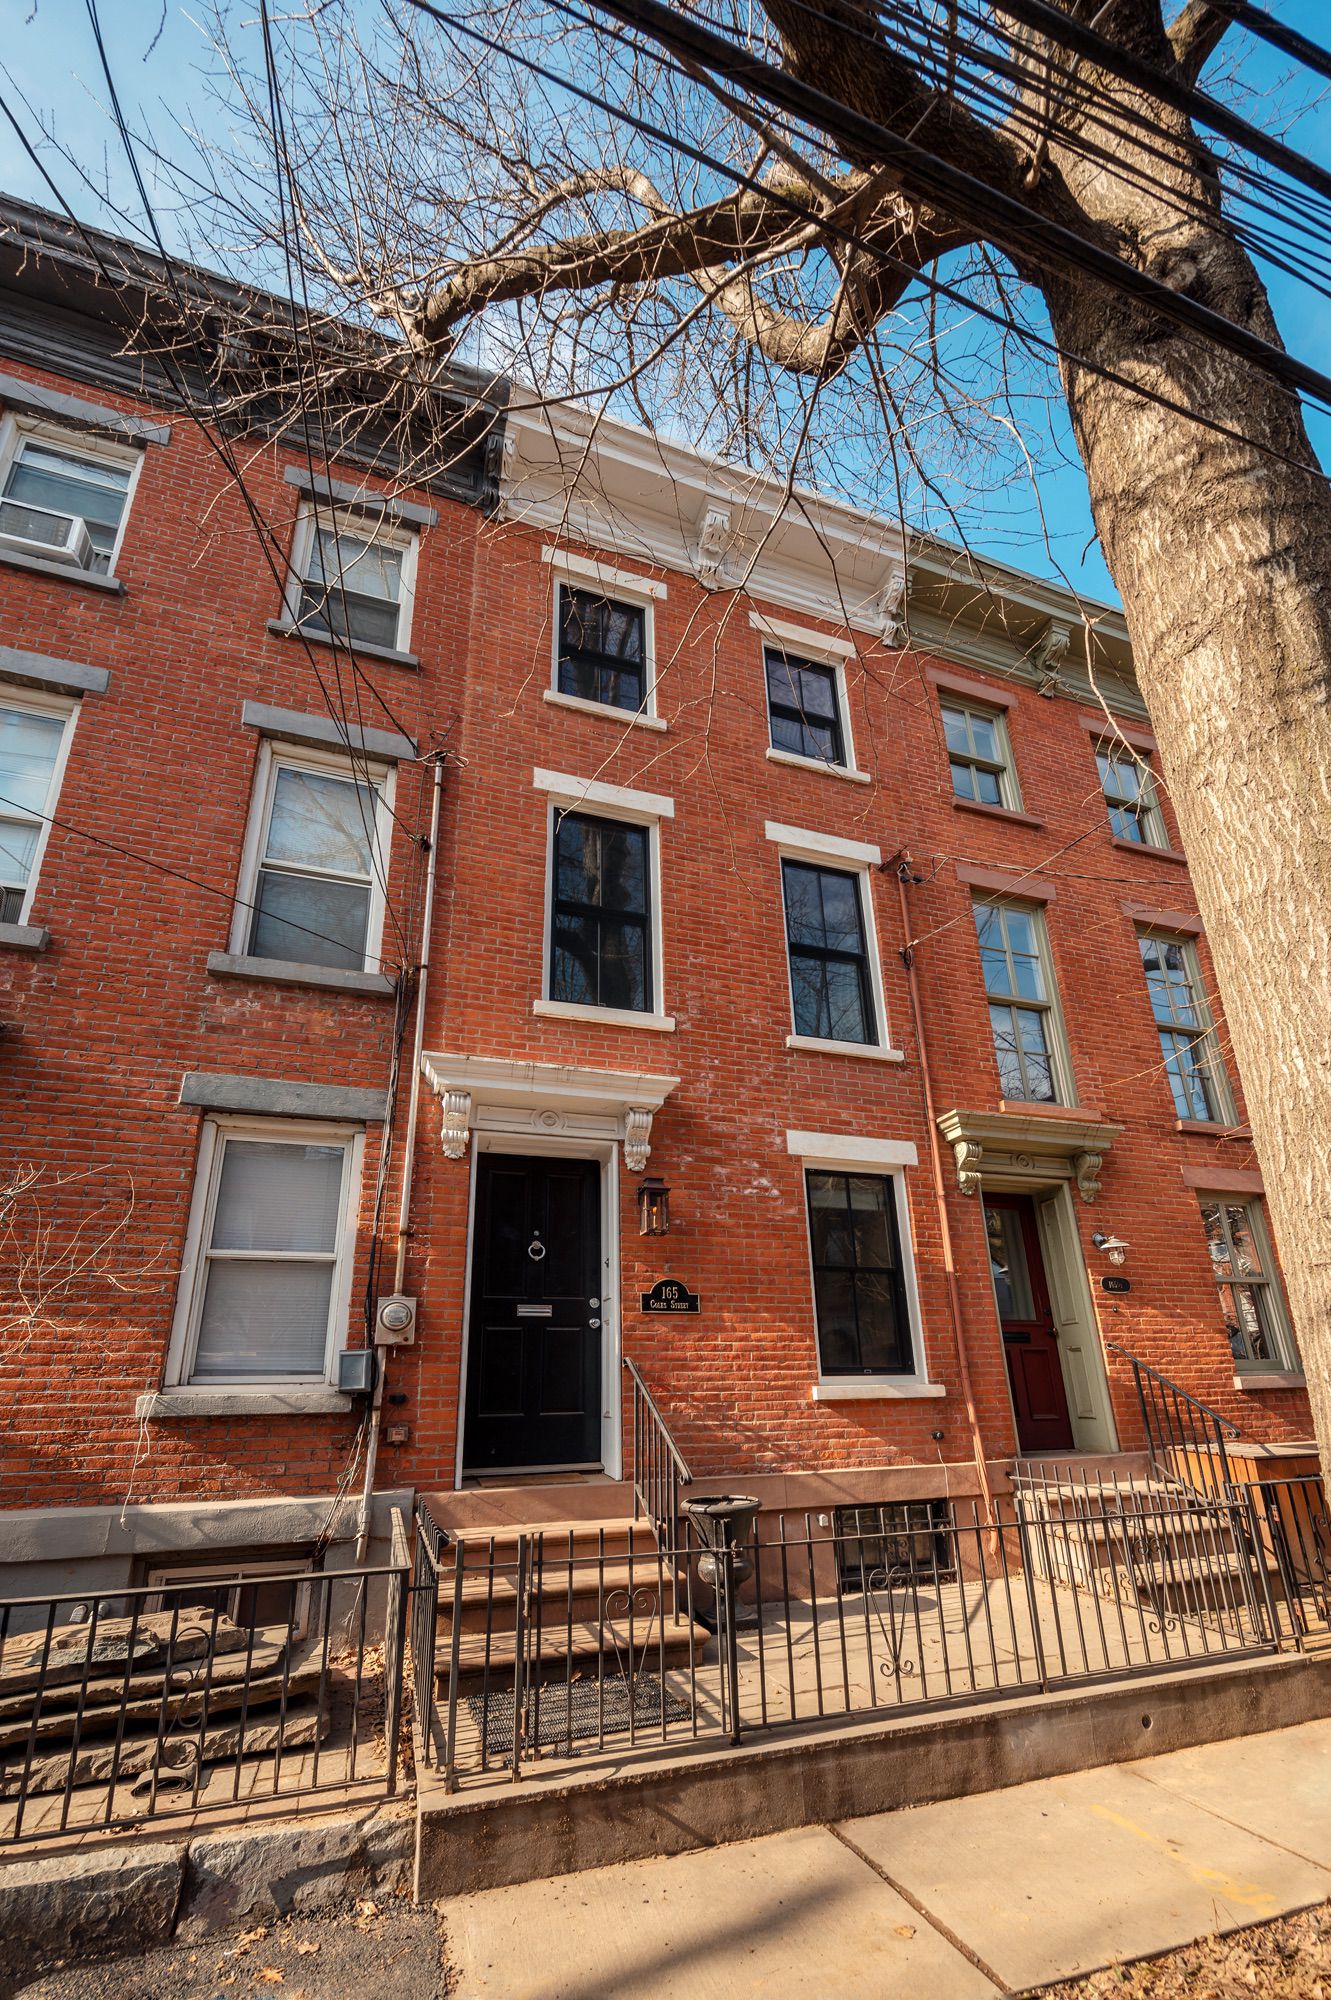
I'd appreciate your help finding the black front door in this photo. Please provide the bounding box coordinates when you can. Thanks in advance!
[463,1153,603,1473]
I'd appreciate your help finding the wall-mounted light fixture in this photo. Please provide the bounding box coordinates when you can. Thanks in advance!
[637,1177,671,1236]
[1091,1231,1130,1267]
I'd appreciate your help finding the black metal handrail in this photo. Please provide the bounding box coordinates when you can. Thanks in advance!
[624,1356,693,1551]
[1107,1341,1242,1494]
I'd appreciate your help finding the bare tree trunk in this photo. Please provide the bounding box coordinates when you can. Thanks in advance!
[1051,256,1331,1448]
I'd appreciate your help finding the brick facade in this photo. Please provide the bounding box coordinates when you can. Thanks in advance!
[0,206,1313,1584]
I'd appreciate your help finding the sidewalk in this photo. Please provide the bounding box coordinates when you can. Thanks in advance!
[441,1716,1331,1996]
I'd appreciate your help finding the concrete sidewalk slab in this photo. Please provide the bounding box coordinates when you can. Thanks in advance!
[1125,1719,1331,1869]
[442,1824,1000,1999]
[837,1760,1331,1992]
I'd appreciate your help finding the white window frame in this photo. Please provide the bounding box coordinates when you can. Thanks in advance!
[1095,737,1170,849]
[0,412,143,577]
[544,550,664,729]
[764,821,902,1060]
[750,612,867,783]
[972,895,1077,1106]
[533,769,674,1030]
[784,1131,939,1399]
[165,1114,365,1390]
[0,683,78,925]
[1196,1193,1297,1376]
[284,500,418,654]
[940,697,1021,811]
[1137,929,1235,1125]
[229,740,396,974]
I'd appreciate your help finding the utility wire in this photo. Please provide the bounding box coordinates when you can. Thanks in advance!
[403,0,1330,490]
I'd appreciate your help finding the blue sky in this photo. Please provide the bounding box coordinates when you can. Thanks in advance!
[2,1,1327,606]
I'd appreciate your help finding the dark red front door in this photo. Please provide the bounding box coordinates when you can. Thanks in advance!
[984,1194,1074,1453]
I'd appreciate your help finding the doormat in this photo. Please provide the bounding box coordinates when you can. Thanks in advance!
[467,1674,692,1755]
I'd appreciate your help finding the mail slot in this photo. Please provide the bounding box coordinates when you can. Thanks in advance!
[516,1303,553,1318]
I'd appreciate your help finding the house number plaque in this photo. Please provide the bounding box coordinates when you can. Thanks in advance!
[640,1280,701,1315]
[1100,1275,1132,1294]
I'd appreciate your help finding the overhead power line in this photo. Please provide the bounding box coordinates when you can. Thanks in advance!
[569,0,1331,415]
[1214,0,1331,85]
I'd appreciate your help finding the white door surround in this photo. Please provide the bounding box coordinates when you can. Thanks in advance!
[421,1054,680,1486]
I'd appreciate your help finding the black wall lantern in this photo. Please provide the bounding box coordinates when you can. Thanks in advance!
[637,1177,671,1235]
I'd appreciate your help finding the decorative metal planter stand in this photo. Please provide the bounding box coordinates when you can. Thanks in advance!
[685,1494,760,1744]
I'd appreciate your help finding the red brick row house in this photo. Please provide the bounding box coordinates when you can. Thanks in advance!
[0,196,1313,1604]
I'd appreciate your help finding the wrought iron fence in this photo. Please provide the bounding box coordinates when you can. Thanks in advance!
[1241,1474,1331,1644]
[429,1487,1280,1791]
[625,1357,693,1554]
[0,1554,409,1846]
[1107,1341,1241,1492]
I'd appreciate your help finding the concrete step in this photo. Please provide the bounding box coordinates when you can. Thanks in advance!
[437,1559,678,1635]
[445,1516,653,1559]
[439,1611,709,1687]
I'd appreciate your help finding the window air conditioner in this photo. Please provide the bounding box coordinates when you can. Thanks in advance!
[0,500,95,568]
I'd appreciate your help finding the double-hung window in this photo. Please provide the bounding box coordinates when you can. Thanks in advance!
[238,747,390,973]
[1138,932,1231,1123]
[806,1171,915,1375]
[942,701,1016,808]
[0,693,74,923]
[549,810,652,1012]
[0,425,135,574]
[557,587,647,713]
[1096,742,1168,847]
[289,506,414,652]
[974,898,1069,1103]
[765,648,847,768]
[782,860,877,1045]
[172,1119,362,1386]
[1198,1196,1294,1371]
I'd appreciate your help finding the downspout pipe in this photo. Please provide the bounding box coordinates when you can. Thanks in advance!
[355,755,445,1564]
[892,854,997,1525]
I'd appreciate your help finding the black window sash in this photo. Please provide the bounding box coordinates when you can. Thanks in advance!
[549,812,652,1010]
[765,651,845,765]
[558,589,646,710]
[782,861,877,1043]
[805,1171,914,1375]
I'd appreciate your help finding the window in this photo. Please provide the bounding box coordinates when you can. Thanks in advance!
[173,1120,362,1386]
[765,648,846,767]
[1096,742,1168,847]
[237,747,390,972]
[1198,1196,1293,1371]
[782,860,876,1044]
[144,1556,315,1638]
[557,587,646,713]
[0,427,136,574]
[549,811,652,1012]
[806,1171,915,1375]
[1138,933,1231,1122]
[973,898,1069,1103]
[942,701,1016,808]
[0,693,74,923]
[289,506,414,651]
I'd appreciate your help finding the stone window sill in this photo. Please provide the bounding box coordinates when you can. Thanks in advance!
[0,922,50,953]
[1176,1119,1251,1139]
[811,1379,945,1401]
[0,545,126,593]
[136,1386,352,1419]
[543,689,668,732]
[206,951,395,997]
[266,618,419,671]
[765,748,871,786]
[533,998,676,1032]
[951,796,1043,831]
[1233,1372,1306,1392]
[786,1034,906,1062]
[1111,835,1189,866]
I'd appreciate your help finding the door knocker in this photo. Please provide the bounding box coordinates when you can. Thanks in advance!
[527,1231,547,1262]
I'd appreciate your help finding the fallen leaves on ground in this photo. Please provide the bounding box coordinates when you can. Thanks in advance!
[1048,1900,1331,1998]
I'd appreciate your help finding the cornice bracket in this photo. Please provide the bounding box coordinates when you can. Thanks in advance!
[439,1088,473,1160]
[692,497,739,588]
[873,561,909,646]
[1030,616,1073,695]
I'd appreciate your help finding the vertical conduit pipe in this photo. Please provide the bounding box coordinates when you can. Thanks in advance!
[893,856,997,1525]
